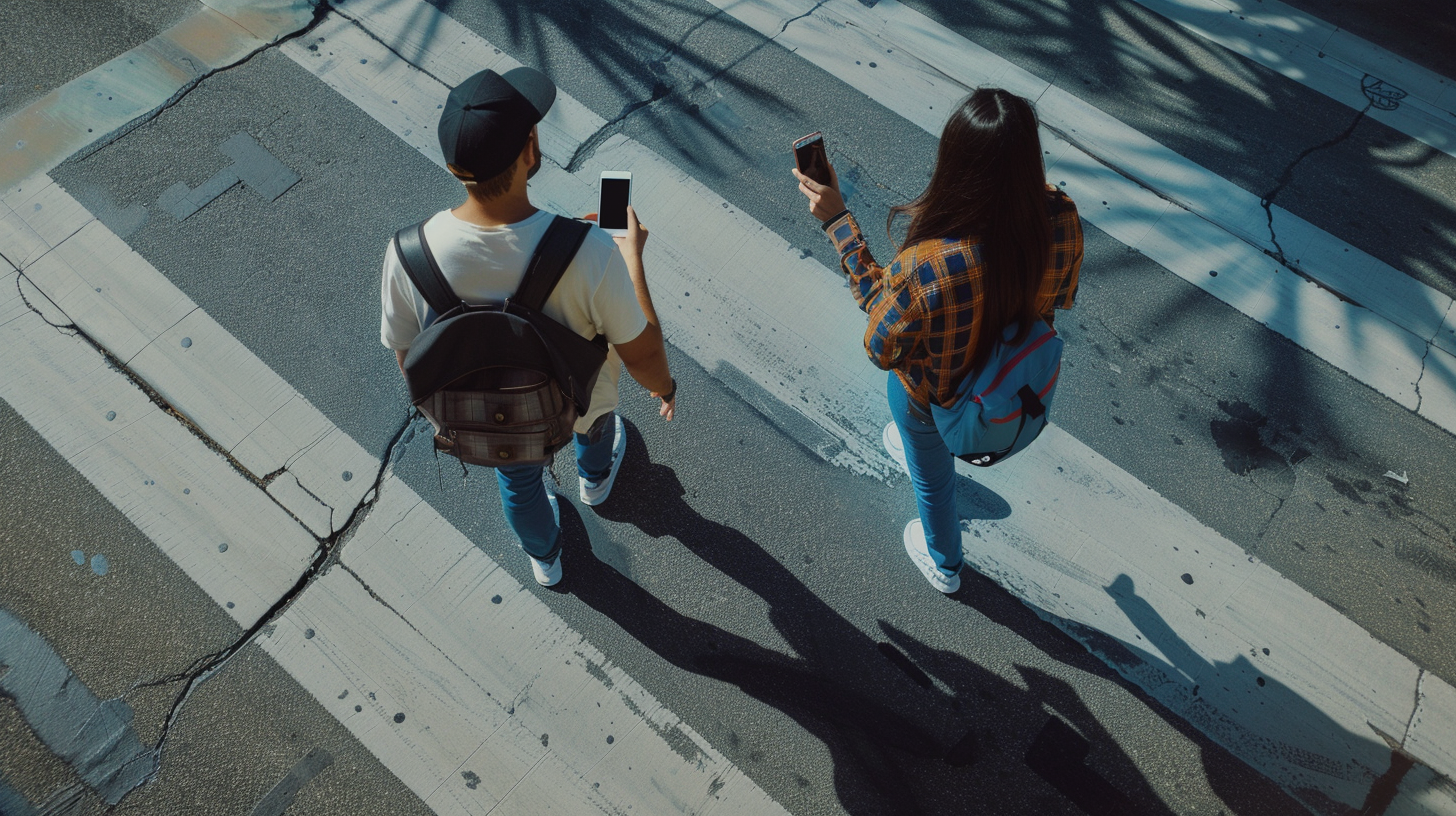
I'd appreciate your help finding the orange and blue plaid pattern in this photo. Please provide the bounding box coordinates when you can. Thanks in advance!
[826,187,1083,408]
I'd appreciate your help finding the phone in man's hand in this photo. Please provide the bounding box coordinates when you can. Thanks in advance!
[793,131,833,187]
[598,171,632,237]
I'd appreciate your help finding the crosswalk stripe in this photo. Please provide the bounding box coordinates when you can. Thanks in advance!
[1124,0,1456,158]
[3,0,1453,812]
[701,0,1456,437]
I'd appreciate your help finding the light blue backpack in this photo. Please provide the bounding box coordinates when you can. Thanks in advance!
[930,320,1062,467]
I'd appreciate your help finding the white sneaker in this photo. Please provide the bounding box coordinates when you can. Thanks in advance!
[903,519,960,594]
[530,553,562,587]
[883,422,908,474]
[531,474,562,587]
[579,415,627,506]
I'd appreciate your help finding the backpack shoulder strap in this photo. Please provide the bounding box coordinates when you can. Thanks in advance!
[513,216,593,311]
[393,221,460,317]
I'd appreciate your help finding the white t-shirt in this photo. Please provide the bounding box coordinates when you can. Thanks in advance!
[381,208,648,430]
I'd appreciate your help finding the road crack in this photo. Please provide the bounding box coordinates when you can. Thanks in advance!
[1258,102,1371,269]
[1413,342,1433,413]
[124,410,417,801]
[328,5,448,87]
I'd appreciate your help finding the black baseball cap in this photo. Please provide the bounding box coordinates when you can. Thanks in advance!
[438,67,556,181]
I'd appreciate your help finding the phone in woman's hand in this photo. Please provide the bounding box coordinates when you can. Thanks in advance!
[793,132,833,187]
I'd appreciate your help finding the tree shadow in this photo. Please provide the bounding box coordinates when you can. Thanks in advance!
[418,0,794,178]
[546,421,1251,814]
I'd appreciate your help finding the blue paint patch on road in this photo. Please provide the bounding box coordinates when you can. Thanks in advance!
[71,549,86,566]
[0,610,156,803]
[90,554,109,576]
[158,132,301,221]
[248,748,334,816]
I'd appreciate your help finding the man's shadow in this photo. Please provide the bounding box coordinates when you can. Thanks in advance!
[552,422,1190,815]
[1087,574,1411,816]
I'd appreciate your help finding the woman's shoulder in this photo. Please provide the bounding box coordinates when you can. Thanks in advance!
[1043,184,1078,215]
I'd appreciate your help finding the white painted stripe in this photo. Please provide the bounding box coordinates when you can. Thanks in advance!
[0,213,789,814]
[702,0,1456,436]
[1126,0,1456,158]
[279,4,1456,810]
[0,0,318,193]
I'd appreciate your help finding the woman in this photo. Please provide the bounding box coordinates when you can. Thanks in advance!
[793,88,1084,594]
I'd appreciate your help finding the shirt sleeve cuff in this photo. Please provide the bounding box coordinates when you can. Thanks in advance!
[820,208,851,232]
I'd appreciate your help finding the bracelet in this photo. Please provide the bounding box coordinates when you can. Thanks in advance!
[659,377,677,404]
[820,208,850,231]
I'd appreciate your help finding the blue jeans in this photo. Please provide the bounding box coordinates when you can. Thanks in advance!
[887,373,963,577]
[495,412,617,562]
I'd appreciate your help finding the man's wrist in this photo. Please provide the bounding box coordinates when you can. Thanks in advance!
[658,377,677,403]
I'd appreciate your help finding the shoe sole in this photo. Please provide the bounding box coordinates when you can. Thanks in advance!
[883,422,908,474]
[580,415,627,506]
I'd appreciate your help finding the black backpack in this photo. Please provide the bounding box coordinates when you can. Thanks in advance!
[393,215,607,467]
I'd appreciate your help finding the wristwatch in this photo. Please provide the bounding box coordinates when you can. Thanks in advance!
[659,378,677,403]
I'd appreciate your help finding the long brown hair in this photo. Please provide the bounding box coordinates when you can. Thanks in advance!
[888,88,1051,375]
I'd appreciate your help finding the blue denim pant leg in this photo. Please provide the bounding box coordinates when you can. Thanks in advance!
[574,411,617,484]
[496,465,560,563]
[887,372,963,576]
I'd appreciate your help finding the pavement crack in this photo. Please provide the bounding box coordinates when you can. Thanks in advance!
[71,0,332,166]
[563,8,735,173]
[1041,118,1367,308]
[328,5,448,87]
[121,410,416,803]
[1403,669,1427,747]
[1258,102,1371,269]
[1414,342,1432,413]
[14,271,81,336]
[775,0,829,37]
[563,83,675,173]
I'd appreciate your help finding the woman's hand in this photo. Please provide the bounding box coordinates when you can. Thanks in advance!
[793,164,846,222]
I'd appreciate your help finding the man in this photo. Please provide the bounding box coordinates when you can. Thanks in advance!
[380,67,676,587]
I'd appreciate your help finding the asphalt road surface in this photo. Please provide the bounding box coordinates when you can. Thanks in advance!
[2,1,1455,815]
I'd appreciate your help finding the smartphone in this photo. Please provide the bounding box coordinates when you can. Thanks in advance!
[793,131,832,187]
[598,171,632,237]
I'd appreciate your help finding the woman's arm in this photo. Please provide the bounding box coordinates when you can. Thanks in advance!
[793,167,891,314]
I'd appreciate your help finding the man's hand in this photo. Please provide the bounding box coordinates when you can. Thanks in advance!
[651,380,676,422]
[793,165,846,222]
[583,206,649,270]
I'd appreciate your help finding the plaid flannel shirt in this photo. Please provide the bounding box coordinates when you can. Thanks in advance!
[825,187,1083,409]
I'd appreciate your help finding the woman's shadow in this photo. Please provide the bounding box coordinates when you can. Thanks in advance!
[551,421,1195,815]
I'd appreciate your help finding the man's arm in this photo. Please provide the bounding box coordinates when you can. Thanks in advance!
[396,348,407,376]
[591,206,676,420]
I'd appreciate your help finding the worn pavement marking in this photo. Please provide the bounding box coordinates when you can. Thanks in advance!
[1124,0,1456,158]
[704,0,1456,436]
[0,0,319,194]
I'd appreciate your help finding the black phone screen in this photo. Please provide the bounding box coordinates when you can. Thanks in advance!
[600,178,630,230]
[795,137,831,186]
